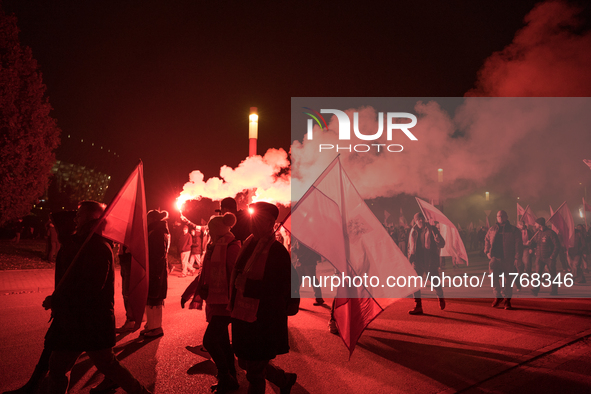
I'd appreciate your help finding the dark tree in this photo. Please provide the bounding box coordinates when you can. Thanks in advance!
[0,7,60,226]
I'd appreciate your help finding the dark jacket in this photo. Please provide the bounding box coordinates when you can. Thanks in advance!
[47,222,115,352]
[179,231,192,253]
[148,220,170,305]
[568,228,586,257]
[231,240,291,361]
[407,223,445,272]
[530,226,560,260]
[484,222,522,263]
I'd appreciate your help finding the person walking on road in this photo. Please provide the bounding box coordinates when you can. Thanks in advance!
[485,210,523,310]
[45,201,151,394]
[228,202,297,394]
[407,212,446,315]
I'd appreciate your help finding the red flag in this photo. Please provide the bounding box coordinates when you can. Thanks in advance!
[290,157,417,356]
[416,198,469,265]
[583,197,591,212]
[517,203,525,216]
[521,205,538,227]
[548,201,575,248]
[99,162,149,330]
[584,159,591,170]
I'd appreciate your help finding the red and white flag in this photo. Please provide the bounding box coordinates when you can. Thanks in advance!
[548,201,575,248]
[289,157,418,356]
[416,198,469,265]
[517,203,525,217]
[98,162,149,330]
[583,159,591,170]
[583,197,591,212]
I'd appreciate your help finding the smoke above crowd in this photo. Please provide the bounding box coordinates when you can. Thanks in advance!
[467,0,591,97]
[177,148,291,208]
[178,0,591,219]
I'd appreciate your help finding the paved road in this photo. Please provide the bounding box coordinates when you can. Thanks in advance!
[1,265,591,393]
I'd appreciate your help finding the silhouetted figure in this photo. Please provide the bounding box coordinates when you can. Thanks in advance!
[114,245,136,333]
[179,225,195,277]
[141,209,170,337]
[294,239,324,305]
[219,197,251,242]
[407,212,446,315]
[2,211,76,394]
[229,202,297,394]
[46,201,151,394]
[189,226,204,270]
[184,213,241,393]
[568,224,587,284]
[45,218,59,262]
[527,217,561,296]
[485,211,522,310]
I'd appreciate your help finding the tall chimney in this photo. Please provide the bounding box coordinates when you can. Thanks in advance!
[249,107,258,157]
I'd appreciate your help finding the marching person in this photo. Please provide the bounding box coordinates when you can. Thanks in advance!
[484,210,522,310]
[46,201,150,394]
[179,225,196,277]
[140,209,170,337]
[407,212,446,315]
[228,202,297,394]
[528,217,561,296]
[182,213,242,393]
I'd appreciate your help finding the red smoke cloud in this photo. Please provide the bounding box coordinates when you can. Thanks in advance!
[467,0,591,97]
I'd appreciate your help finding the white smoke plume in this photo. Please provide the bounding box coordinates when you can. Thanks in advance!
[177,148,291,207]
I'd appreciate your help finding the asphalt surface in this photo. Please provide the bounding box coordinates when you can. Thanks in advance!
[1,260,591,394]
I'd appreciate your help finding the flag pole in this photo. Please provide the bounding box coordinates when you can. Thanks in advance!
[54,161,143,296]
[548,201,567,222]
[584,197,589,231]
[415,197,429,224]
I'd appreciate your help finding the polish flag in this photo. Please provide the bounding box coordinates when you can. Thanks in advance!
[416,198,469,265]
[97,162,149,330]
[289,156,417,356]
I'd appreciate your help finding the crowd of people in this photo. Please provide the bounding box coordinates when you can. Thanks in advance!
[4,197,591,394]
[3,197,298,394]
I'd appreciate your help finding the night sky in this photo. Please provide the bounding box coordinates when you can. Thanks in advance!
[3,0,590,216]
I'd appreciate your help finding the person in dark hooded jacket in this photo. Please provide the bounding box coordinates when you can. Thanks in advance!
[46,201,151,394]
[140,209,170,337]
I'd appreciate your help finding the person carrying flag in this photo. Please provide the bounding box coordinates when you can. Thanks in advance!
[46,201,151,394]
[527,217,561,296]
[407,212,446,315]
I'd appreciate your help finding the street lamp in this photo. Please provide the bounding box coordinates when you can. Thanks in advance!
[485,191,489,201]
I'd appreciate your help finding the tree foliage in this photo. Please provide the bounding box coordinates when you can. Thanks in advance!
[0,8,60,226]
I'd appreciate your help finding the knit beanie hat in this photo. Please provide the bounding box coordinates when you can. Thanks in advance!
[208,212,237,239]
